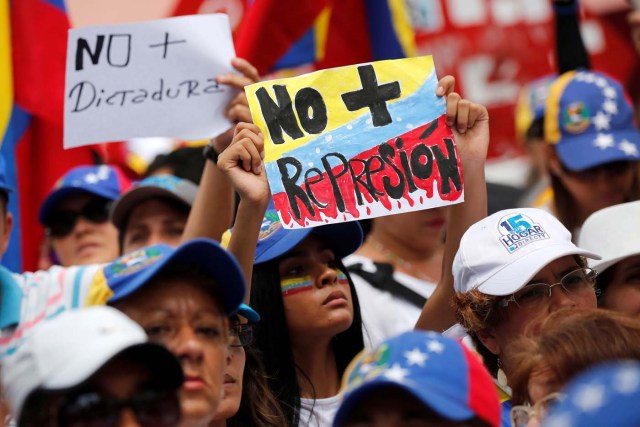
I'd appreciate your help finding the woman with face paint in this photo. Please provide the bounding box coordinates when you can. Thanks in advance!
[203,72,491,425]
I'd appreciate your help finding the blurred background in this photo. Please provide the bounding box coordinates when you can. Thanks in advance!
[2,0,638,271]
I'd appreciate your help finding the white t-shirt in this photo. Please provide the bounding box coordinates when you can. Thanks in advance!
[344,255,436,348]
[298,393,343,427]
[0,264,102,358]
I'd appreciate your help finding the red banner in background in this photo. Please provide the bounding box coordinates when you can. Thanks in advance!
[408,0,638,158]
[181,0,637,159]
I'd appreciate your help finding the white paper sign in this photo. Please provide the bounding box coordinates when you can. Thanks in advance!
[64,14,236,148]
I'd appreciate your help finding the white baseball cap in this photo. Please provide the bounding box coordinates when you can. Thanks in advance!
[578,201,640,274]
[453,208,600,296]
[1,306,183,420]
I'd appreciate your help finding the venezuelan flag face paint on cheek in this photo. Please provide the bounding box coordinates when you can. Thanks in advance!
[280,270,350,297]
[281,276,314,297]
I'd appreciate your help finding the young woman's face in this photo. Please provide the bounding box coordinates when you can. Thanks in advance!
[212,317,247,422]
[278,234,354,341]
[372,207,447,253]
[114,278,228,426]
[600,255,640,317]
[552,157,637,219]
[482,256,597,367]
[122,199,188,254]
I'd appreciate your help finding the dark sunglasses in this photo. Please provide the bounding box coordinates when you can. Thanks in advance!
[44,197,112,238]
[58,388,181,427]
[229,323,255,348]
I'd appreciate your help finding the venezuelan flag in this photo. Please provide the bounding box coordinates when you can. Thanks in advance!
[236,0,416,75]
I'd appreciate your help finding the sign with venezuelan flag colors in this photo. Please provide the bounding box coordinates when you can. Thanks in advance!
[246,56,464,229]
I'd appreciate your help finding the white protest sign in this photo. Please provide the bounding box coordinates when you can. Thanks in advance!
[64,14,236,148]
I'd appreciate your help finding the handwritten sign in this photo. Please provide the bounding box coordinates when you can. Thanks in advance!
[64,14,236,148]
[246,56,464,229]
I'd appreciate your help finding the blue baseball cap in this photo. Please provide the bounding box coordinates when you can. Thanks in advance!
[333,331,501,427]
[88,238,245,316]
[544,70,640,171]
[237,303,260,323]
[0,156,13,195]
[253,201,363,265]
[110,175,198,229]
[39,165,132,224]
[515,74,555,141]
[543,361,640,427]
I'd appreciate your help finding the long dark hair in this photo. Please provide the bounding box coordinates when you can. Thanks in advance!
[250,257,364,426]
[227,345,287,427]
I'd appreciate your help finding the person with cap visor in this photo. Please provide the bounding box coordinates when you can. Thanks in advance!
[110,174,198,254]
[578,200,640,317]
[541,70,640,234]
[449,208,601,427]
[84,238,248,427]
[1,306,184,427]
[333,331,501,427]
[39,165,132,267]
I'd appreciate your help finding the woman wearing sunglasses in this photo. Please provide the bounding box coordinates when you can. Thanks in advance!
[39,165,132,267]
[209,309,286,427]
[2,306,184,427]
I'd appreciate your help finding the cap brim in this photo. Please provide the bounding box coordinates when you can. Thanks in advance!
[476,242,601,296]
[255,222,363,265]
[555,129,640,171]
[333,380,475,426]
[237,303,261,322]
[108,239,245,316]
[110,186,192,229]
[42,340,182,392]
[39,186,119,224]
[589,250,640,275]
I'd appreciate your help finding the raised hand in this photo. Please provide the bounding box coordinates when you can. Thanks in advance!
[217,122,270,205]
[212,58,261,153]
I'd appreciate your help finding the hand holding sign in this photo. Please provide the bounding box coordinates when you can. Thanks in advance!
[212,58,261,152]
[246,56,466,229]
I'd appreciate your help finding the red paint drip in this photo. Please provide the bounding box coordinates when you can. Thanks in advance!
[273,115,463,227]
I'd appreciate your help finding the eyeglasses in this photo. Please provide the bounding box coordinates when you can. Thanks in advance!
[510,392,566,427]
[45,197,112,238]
[229,323,254,347]
[561,161,636,182]
[500,268,598,308]
[58,388,181,427]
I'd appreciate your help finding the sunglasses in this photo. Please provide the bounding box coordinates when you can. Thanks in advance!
[44,197,112,238]
[229,323,254,347]
[58,388,181,427]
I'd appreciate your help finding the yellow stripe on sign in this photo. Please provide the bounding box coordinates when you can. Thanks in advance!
[388,0,417,57]
[246,55,435,163]
[0,0,13,143]
[544,71,576,145]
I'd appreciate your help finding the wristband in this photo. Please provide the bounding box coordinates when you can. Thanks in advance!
[203,143,220,164]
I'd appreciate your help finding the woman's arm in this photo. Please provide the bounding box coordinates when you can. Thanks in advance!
[415,77,489,332]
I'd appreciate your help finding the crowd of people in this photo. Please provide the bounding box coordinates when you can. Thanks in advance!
[1,1,640,426]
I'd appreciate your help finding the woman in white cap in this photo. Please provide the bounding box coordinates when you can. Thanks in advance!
[438,208,601,427]
[2,306,184,427]
[578,200,640,317]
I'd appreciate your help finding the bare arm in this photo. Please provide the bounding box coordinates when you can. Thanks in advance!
[216,123,270,301]
[415,77,489,332]
[182,58,260,243]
